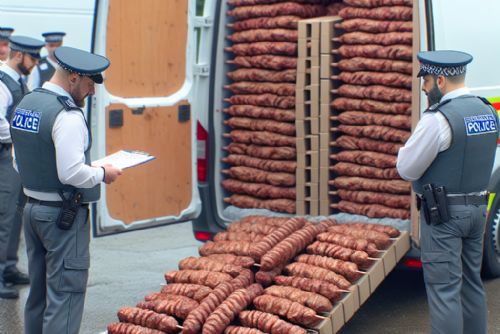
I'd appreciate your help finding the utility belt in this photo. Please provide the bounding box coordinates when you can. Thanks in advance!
[27,190,88,230]
[416,184,488,225]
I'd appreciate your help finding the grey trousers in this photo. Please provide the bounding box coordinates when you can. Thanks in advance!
[23,202,90,334]
[420,204,488,334]
[0,148,22,278]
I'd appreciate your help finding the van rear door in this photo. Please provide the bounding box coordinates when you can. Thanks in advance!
[91,0,207,235]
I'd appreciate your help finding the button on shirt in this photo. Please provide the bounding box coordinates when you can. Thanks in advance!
[0,64,20,143]
[22,82,104,201]
[396,87,471,181]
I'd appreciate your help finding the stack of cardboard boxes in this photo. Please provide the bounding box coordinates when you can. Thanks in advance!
[296,16,342,216]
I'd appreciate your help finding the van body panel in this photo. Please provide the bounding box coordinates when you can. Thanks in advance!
[92,0,202,235]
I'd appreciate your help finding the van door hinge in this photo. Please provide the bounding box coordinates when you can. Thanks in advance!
[193,64,210,77]
[193,16,213,28]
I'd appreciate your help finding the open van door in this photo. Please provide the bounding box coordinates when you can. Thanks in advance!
[90,0,208,235]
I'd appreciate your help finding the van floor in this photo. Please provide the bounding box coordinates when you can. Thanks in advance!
[1,222,500,334]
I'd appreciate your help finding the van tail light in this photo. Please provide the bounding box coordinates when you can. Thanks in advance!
[194,231,212,241]
[197,121,208,182]
[403,258,422,269]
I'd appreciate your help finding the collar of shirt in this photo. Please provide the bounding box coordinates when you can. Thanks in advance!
[440,87,471,102]
[42,81,76,105]
[46,56,58,68]
[0,64,21,82]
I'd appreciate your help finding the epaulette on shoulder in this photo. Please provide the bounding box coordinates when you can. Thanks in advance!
[477,96,493,106]
[57,96,81,111]
[0,72,4,80]
[425,99,451,113]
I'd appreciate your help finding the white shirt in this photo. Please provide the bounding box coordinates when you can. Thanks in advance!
[28,56,58,90]
[23,82,104,201]
[397,87,471,181]
[0,64,21,143]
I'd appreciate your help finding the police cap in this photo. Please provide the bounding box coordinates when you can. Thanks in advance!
[0,27,14,41]
[9,35,45,60]
[417,50,473,78]
[42,31,66,43]
[54,46,110,84]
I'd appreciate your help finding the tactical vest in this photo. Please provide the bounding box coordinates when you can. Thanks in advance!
[413,95,499,194]
[0,70,26,121]
[37,57,55,86]
[10,88,100,202]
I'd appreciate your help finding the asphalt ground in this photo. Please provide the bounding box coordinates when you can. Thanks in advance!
[1,222,499,334]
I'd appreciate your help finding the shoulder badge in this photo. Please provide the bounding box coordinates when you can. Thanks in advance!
[57,96,81,111]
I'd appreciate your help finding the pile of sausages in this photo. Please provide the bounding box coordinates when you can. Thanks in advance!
[107,215,403,334]
[327,0,413,220]
[223,0,343,214]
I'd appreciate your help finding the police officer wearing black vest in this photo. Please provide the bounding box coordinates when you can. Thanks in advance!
[0,36,44,299]
[397,50,499,334]
[28,31,65,90]
[11,46,122,333]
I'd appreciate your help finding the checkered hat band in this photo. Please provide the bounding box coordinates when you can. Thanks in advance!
[56,61,101,76]
[45,36,63,43]
[0,32,12,40]
[10,44,39,54]
[420,63,467,76]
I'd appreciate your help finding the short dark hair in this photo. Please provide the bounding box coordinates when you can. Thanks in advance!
[431,73,466,84]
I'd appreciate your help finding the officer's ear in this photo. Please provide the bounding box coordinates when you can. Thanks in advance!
[436,75,446,90]
[68,72,79,85]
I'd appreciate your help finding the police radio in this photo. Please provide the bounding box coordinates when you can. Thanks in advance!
[57,190,83,230]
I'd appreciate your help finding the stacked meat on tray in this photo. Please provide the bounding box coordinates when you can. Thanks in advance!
[327,0,414,220]
[222,1,336,214]
[107,215,401,334]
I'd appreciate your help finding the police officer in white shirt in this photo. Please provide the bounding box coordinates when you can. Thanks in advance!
[28,31,65,90]
[397,50,499,334]
[0,36,44,299]
[11,46,122,334]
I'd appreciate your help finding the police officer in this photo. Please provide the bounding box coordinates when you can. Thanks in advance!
[0,27,14,64]
[28,31,65,90]
[0,36,44,299]
[397,50,499,334]
[11,46,122,334]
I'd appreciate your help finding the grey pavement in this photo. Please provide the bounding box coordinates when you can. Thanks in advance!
[1,221,499,334]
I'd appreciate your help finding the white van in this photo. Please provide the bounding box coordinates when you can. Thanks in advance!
[3,0,499,277]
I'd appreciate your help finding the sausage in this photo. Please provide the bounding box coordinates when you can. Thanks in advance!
[253,295,320,327]
[337,189,411,210]
[335,111,411,130]
[226,68,296,83]
[239,310,307,334]
[306,241,370,266]
[249,217,306,260]
[227,3,326,20]
[284,262,351,290]
[224,117,296,136]
[136,295,199,319]
[274,275,345,302]
[222,179,296,200]
[117,307,179,333]
[226,94,295,109]
[199,241,254,258]
[336,84,412,103]
[164,270,233,288]
[205,254,255,268]
[224,143,296,160]
[225,82,296,97]
[336,18,413,33]
[107,322,166,334]
[331,162,400,180]
[179,256,244,277]
[224,326,267,334]
[316,231,380,257]
[160,283,212,302]
[295,254,361,282]
[335,57,412,75]
[214,231,265,242]
[328,225,392,249]
[202,284,264,334]
[229,16,302,31]
[332,97,411,115]
[332,135,403,155]
[227,29,298,43]
[331,200,411,220]
[339,6,412,21]
[225,195,296,214]
[264,285,333,313]
[330,150,397,169]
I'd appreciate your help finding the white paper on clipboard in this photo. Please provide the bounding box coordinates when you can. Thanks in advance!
[92,150,155,170]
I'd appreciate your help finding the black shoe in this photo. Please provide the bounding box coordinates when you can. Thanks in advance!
[3,267,30,285]
[0,281,18,299]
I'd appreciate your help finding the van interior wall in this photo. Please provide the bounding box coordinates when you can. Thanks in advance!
[216,0,415,232]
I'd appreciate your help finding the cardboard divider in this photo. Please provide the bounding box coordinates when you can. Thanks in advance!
[395,231,411,261]
[329,302,345,333]
[320,16,342,54]
[296,102,320,120]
